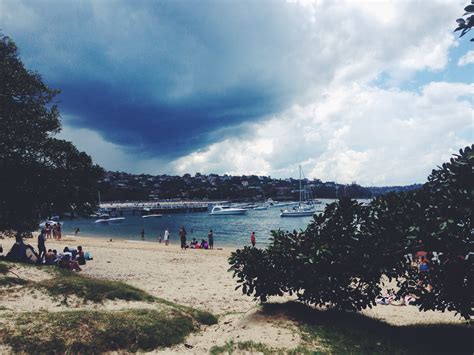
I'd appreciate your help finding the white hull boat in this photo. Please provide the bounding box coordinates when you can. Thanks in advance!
[142,214,163,218]
[210,206,247,215]
[280,207,315,217]
[95,217,125,223]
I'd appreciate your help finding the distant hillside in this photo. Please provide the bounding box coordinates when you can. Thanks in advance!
[98,171,421,202]
[367,184,423,197]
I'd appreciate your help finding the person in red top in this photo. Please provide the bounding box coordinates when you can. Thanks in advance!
[250,231,256,247]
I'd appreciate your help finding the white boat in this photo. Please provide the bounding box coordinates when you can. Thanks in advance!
[209,205,247,215]
[280,165,317,218]
[142,214,163,218]
[254,205,268,210]
[95,216,125,223]
[280,207,315,217]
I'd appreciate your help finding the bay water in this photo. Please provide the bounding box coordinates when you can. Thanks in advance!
[60,199,359,247]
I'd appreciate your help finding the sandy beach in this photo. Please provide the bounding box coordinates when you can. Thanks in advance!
[0,235,467,353]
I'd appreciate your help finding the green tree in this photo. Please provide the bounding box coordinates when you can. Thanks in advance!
[0,34,103,234]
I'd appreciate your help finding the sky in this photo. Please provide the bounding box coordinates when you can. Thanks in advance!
[1,0,472,185]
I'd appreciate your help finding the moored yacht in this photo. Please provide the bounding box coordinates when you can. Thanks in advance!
[280,165,319,217]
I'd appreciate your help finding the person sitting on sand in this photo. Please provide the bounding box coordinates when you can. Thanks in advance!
[200,239,209,250]
[190,238,198,249]
[59,248,81,272]
[419,256,429,272]
[44,249,56,265]
[77,246,86,265]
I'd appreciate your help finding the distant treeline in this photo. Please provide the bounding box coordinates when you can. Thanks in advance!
[98,171,422,202]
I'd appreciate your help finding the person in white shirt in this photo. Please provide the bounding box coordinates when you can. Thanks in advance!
[164,228,170,246]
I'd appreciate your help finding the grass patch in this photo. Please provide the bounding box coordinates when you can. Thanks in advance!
[1,309,194,353]
[39,271,155,303]
[37,270,218,325]
[262,302,474,354]
[0,262,10,274]
[210,340,235,355]
[210,340,308,355]
[0,276,29,287]
[155,297,218,325]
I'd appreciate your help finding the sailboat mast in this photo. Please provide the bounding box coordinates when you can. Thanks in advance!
[299,165,302,206]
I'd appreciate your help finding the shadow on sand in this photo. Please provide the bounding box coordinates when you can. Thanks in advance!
[260,302,473,354]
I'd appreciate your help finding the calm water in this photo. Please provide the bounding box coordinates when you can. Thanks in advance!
[60,199,350,247]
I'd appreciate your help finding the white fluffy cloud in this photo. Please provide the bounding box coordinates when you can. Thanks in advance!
[458,50,474,66]
[173,82,473,185]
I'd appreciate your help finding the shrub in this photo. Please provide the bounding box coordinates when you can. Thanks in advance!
[229,145,473,319]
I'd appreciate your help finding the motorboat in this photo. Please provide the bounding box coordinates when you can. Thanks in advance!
[95,216,125,223]
[254,205,268,210]
[209,205,247,215]
[142,214,163,218]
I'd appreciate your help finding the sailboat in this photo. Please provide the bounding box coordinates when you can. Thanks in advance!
[280,165,316,217]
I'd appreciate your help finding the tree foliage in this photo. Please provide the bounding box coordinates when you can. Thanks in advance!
[0,34,103,233]
[229,146,473,319]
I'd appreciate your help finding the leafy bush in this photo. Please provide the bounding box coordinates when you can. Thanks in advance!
[229,145,473,319]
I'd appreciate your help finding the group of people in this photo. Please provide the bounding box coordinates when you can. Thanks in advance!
[42,246,87,271]
[43,222,61,240]
[157,227,215,250]
[38,228,88,271]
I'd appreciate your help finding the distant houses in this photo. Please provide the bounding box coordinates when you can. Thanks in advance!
[96,171,422,202]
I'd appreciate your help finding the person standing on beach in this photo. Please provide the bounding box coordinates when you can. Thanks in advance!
[208,229,214,250]
[164,228,170,246]
[38,230,46,260]
[179,226,187,250]
[251,231,256,247]
[141,228,145,240]
[45,223,51,239]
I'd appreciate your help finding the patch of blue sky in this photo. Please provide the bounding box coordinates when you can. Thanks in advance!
[373,39,473,93]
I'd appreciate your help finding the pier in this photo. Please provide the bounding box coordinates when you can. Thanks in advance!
[99,200,227,216]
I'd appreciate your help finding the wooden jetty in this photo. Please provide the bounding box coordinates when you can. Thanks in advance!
[99,201,227,216]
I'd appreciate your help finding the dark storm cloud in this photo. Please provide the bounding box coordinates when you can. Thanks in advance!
[2,0,317,157]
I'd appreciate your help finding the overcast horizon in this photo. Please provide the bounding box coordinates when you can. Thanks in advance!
[1,0,472,185]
